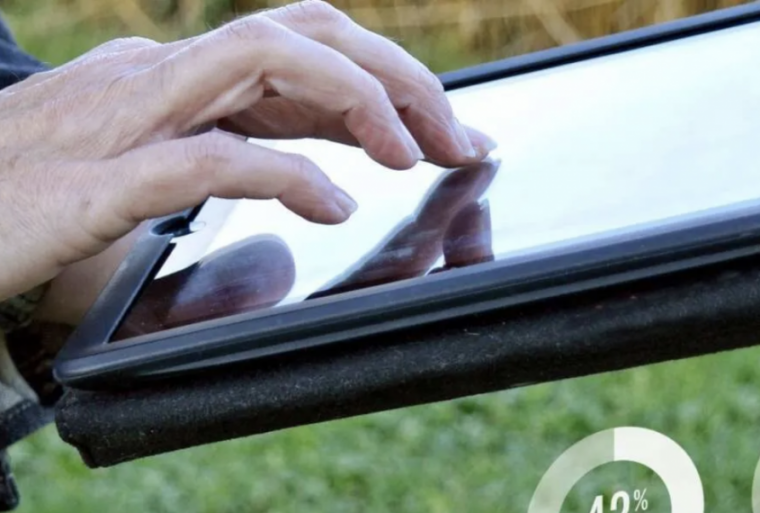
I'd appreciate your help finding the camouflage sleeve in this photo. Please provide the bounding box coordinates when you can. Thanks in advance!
[0,287,47,334]
[0,285,70,404]
[0,287,57,512]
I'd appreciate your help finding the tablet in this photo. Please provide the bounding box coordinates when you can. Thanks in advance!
[54,13,760,389]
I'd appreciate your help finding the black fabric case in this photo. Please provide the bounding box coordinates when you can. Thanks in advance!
[55,255,760,467]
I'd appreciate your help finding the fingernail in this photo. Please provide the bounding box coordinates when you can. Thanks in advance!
[464,125,498,155]
[331,187,358,216]
[450,118,477,159]
[476,134,498,154]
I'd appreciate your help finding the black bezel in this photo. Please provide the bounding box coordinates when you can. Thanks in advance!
[54,2,760,390]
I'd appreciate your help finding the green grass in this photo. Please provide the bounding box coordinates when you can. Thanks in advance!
[10,346,760,512]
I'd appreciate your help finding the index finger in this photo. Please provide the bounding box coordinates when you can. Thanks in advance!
[134,15,424,170]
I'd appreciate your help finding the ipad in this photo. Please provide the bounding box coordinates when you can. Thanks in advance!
[54,14,760,389]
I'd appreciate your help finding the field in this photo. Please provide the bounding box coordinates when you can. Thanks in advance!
[2,0,758,512]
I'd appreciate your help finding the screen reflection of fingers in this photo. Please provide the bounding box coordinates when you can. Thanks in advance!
[114,235,295,338]
[310,160,500,298]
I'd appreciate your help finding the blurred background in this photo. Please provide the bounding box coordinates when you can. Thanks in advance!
[1,0,751,69]
[1,0,759,512]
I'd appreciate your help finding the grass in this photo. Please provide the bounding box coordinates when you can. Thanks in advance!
[10,347,760,512]
[3,0,759,511]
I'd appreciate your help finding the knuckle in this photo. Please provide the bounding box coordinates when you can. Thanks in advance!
[219,15,281,44]
[185,133,232,172]
[363,74,389,102]
[285,153,320,184]
[415,66,445,95]
[60,39,160,86]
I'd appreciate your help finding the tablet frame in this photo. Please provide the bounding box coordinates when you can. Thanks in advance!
[54,2,760,390]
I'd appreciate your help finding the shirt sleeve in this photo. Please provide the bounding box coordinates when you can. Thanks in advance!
[0,15,47,89]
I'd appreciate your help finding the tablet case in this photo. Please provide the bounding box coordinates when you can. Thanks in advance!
[53,2,760,468]
[54,254,760,468]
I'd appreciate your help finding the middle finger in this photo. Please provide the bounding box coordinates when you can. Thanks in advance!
[261,0,496,165]
[134,15,425,170]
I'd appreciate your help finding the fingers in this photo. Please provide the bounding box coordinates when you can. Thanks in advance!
[217,97,359,147]
[136,15,423,170]
[62,2,497,169]
[260,0,497,165]
[97,131,358,234]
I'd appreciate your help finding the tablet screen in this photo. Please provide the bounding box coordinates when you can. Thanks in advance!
[112,22,760,341]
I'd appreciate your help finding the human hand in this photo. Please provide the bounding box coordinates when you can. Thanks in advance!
[0,0,495,303]
[115,160,497,337]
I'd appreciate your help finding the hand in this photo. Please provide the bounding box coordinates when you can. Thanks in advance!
[115,160,498,338]
[0,0,496,304]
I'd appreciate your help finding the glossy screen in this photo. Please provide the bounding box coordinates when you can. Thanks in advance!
[112,22,760,341]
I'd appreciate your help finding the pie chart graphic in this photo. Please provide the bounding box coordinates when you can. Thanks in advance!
[751,453,760,513]
[527,427,703,513]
